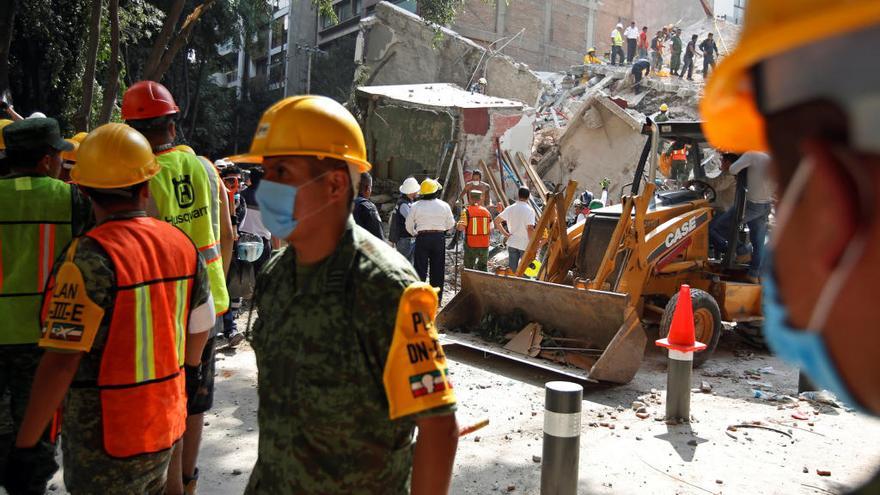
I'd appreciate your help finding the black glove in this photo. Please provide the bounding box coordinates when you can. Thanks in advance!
[2,446,41,495]
[185,363,203,399]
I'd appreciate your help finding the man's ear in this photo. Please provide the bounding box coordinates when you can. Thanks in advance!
[169,121,177,141]
[327,168,352,203]
[800,140,860,270]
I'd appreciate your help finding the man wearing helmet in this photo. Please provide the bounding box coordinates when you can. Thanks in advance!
[702,4,880,490]
[239,96,458,494]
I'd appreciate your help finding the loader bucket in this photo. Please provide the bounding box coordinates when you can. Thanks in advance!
[437,270,647,384]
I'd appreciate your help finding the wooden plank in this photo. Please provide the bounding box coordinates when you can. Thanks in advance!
[516,152,549,201]
[479,159,508,207]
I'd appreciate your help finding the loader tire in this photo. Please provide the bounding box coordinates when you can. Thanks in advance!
[659,288,722,368]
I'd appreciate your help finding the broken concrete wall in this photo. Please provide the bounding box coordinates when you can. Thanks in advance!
[361,103,455,181]
[545,94,647,200]
[461,108,536,200]
[356,2,544,107]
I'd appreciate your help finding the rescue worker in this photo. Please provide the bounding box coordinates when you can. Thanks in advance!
[631,58,651,94]
[459,169,492,207]
[353,171,386,240]
[235,95,458,493]
[389,176,420,262]
[470,77,487,95]
[699,32,719,78]
[702,8,880,488]
[669,143,689,182]
[583,47,602,65]
[238,166,274,273]
[670,28,683,76]
[680,34,698,81]
[638,26,649,59]
[624,21,639,63]
[121,80,232,495]
[407,178,456,303]
[655,103,670,122]
[9,123,214,494]
[457,189,492,272]
[0,118,90,495]
[494,187,537,273]
[59,132,88,182]
[220,165,248,348]
[650,30,664,73]
[611,23,625,65]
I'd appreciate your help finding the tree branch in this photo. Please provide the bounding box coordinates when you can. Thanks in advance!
[73,0,103,131]
[98,0,120,124]
[148,0,215,82]
[143,0,186,80]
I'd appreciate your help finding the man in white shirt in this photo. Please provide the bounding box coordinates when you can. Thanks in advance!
[494,187,537,273]
[406,178,456,301]
[624,21,640,63]
[709,151,774,279]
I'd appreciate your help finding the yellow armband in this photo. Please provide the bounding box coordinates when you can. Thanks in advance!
[40,241,104,352]
[383,282,456,420]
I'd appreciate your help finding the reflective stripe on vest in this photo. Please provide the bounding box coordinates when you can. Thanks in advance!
[465,205,491,249]
[197,156,222,241]
[612,31,623,46]
[672,148,687,161]
[152,150,229,314]
[0,176,74,344]
[88,217,195,458]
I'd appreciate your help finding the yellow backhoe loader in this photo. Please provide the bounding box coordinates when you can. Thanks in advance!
[437,121,763,384]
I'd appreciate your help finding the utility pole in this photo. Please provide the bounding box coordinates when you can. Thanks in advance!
[296,43,325,95]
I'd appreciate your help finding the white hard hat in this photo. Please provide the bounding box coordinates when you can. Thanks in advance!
[399,176,420,195]
[478,77,487,85]
[27,112,47,119]
[616,23,623,28]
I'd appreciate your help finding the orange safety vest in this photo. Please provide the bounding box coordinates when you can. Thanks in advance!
[87,217,197,458]
[671,147,687,161]
[465,205,491,249]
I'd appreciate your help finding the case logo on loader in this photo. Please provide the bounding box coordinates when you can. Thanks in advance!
[664,217,698,249]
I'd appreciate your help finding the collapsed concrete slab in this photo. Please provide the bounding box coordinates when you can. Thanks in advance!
[355,2,545,108]
[542,93,648,199]
[355,83,535,200]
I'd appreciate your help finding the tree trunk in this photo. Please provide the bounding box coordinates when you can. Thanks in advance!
[149,0,215,82]
[73,0,103,131]
[0,0,18,98]
[142,0,186,80]
[98,0,120,124]
[187,58,206,137]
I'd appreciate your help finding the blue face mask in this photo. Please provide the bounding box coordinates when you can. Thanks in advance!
[256,179,299,239]
[762,258,861,409]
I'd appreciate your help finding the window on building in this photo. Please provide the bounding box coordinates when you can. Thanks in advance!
[395,0,417,14]
[269,51,286,86]
[271,15,288,49]
[338,1,352,21]
[254,57,268,78]
[353,0,362,16]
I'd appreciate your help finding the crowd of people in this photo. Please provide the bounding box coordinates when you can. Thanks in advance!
[598,22,721,89]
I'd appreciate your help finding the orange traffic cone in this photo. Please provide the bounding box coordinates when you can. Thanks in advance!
[656,284,707,353]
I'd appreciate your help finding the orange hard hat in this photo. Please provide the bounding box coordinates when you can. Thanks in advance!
[701,1,880,153]
[121,80,180,121]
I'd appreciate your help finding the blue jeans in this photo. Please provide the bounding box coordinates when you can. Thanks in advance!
[396,237,415,263]
[508,247,524,273]
[709,201,772,277]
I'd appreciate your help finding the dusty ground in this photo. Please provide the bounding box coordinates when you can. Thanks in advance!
[27,322,880,495]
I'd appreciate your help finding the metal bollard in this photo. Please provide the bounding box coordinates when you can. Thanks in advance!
[665,349,694,421]
[541,381,583,495]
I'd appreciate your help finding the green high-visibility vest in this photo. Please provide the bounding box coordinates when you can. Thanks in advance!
[0,176,74,344]
[151,149,229,314]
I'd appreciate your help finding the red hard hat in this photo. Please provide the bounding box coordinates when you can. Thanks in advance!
[121,81,180,121]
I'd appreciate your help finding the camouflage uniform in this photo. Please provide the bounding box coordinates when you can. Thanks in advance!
[38,213,211,494]
[246,219,456,495]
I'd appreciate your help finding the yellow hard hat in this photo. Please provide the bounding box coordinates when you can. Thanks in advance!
[701,1,880,152]
[241,95,370,172]
[61,132,88,162]
[420,178,441,195]
[660,103,668,112]
[587,47,596,53]
[175,144,196,155]
[0,119,13,149]
[71,123,160,188]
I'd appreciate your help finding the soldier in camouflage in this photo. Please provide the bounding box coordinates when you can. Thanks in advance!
[242,95,459,494]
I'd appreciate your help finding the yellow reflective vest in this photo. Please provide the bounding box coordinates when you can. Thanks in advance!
[612,30,623,46]
[151,149,229,315]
